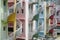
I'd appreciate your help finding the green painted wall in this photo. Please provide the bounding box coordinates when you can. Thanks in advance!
[0,0,8,40]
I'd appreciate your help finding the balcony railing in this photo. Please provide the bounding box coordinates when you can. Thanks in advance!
[8,1,21,15]
[8,27,22,40]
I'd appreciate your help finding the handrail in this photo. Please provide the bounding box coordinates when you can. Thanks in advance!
[8,1,21,17]
[9,1,21,9]
[8,27,22,40]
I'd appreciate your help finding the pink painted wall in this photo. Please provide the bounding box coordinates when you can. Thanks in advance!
[17,13,25,20]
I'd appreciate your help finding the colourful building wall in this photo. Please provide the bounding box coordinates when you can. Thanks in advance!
[8,0,25,39]
[50,11,60,26]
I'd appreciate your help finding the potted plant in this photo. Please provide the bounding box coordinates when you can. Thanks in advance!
[1,20,8,31]
[32,13,40,40]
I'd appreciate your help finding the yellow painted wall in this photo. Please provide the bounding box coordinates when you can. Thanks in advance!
[7,13,16,22]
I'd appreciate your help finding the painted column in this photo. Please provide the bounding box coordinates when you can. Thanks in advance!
[38,1,47,37]
[25,0,29,40]
[44,2,47,36]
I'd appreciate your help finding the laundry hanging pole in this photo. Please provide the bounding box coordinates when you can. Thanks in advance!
[13,0,16,40]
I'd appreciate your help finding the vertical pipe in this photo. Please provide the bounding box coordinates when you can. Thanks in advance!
[44,2,47,35]
[49,8,50,29]
[14,0,16,40]
[25,0,29,40]
[14,16,16,40]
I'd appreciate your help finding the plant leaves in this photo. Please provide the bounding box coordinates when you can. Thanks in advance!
[32,14,39,21]
[33,33,39,38]
[1,20,8,26]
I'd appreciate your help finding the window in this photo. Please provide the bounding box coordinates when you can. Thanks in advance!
[3,0,6,6]
[8,27,13,32]
[22,9,24,13]
[3,27,5,31]
[17,10,19,14]
[16,0,19,2]
[8,21,14,32]
[16,0,19,3]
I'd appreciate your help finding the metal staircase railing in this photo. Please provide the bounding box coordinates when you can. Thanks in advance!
[8,1,21,15]
[8,20,22,40]
[9,0,21,9]
[8,27,22,40]
[7,1,22,40]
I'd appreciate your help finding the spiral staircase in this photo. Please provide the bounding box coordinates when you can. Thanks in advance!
[7,1,23,40]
